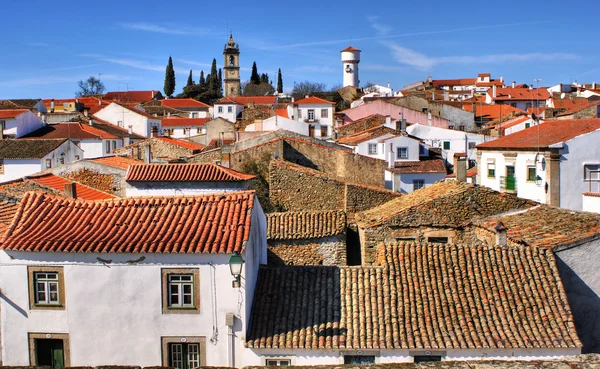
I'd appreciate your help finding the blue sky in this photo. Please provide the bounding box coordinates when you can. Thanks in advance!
[1,0,599,99]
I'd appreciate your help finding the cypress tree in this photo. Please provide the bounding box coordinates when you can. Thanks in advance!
[186,70,194,88]
[208,58,218,96]
[218,68,223,96]
[164,56,176,97]
[250,62,260,84]
[199,71,205,86]
[277,68,283,93]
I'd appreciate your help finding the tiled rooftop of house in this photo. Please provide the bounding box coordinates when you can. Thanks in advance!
[0,195,21,233]
[387,158,447,174]
[556,100,600,117]
[492,87,551,101]
[161,117,210,127]
[103,90,159,103]
[356,181,536,228]
[336,125,398,146]
[267,211,346,240]
[27,173,115,200]
[1,191,255,253]
[476,118,600,150]
[463,103,526,119]
[87,155,142,169]
[476,205,600,250]
[246,242,580,349]
[0,139,67,159]
[126,162,255,182]
[161,98,210,109]
[155,136,206,152]
[0,109,28,119]
[22,122,118,140]
[292,96,336,105]
[216,96,277,105]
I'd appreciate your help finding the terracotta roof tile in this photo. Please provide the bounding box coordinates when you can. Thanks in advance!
[341,46,360,52]
[492,87,551,101]
[0,197,20,233]
[356,181,536,228]
[477,118,600,150]
[293,96,336,105]
[1,191,255,254]
[88,156,142,169]
[267,211,346,240]
[336,126,398,146]
[161,98,210,109]
[432,78,477,87]
[126,163,255,182]
[476,205,600,250]
[0,139,67,159]
[22,122,118,140]
[0,109,28,119]
[161,117,210,127]
[155,137,206,152]
[463,104,526,119]
[27,173,115,200]
[216,96,277,105]
[386,158,447,174]
[103,90,159,103]
[246,242,581,349]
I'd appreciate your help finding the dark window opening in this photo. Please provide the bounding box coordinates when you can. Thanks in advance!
[36,339,64,369]
[344,356,375,364]
[346,227,361,266]
[414,356,442,363]
[427,237,448,244]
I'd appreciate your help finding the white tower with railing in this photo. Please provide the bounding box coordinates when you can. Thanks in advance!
[341,46,360,87]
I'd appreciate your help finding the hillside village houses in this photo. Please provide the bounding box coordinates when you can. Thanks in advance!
[3,32,600,368]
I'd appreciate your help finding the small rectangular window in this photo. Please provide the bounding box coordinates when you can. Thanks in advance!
[117,120,123,127]
[227,106,232,113]
[468,142,476,149]
[218,106,223,113]
[35,272,60,305]
[368,143,378,155]
[525,123,531,129]
[59,158,65,165]
[28,266,65,310]
[168,274,194,307]
[265,359,291,366]
[162,268,200,314]
[583,164,600,181]
[46,159,52,169]
[397,147,408,159]
[320,109,328,118]
[0,158,4,174]
[191,113,198,118]
[308,109,315,121]
[427,237,448,244]
[443,141,450,150]
[344,356,375,364]
[459,125,465,131]
[106,141,111,154]
[112,141,116,151]
[320,125,328,137]
[487,162,496,177]
[298,109,302,118]
[527,166,536,182]
[413,179,425,191]
[75,155,80,161]
[448,125,454,130]
[414,356,442,363]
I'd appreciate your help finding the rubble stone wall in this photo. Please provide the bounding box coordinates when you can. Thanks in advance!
[345,183,399,217]
[54,161,126,197]
[267,235,347,266]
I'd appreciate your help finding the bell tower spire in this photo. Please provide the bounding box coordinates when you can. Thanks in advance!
[223,32,241,97]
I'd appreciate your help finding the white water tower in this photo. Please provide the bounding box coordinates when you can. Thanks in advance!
[341,46,360,87]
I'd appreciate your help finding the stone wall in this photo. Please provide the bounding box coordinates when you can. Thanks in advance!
[187,148,224,164]
[113,138,194,162]
[54,161,127,197]
[345,183,399,217]
[575,103,600,119]
[337,114,387,138]
[392,95,476,131]
[267,235,346,266]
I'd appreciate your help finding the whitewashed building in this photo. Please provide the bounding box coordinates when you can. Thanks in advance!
[0,190,267,368]
[0,139,83,182]
[0,109,45,138]
[162,118,209,138]
[476,118,600,210]
[214,98,245,122]
[288,96,335,139]
[161,98,211,118]
[244,115,309,136]
[124,163,255,197]
[93,102,162,138]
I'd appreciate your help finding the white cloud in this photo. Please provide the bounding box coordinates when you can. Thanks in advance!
[178,59,212,68]
[120,22,210,36]
[367,16,391,36]
[381,41,580,71]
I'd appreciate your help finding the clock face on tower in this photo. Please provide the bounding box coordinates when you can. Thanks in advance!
[230,70,235,75]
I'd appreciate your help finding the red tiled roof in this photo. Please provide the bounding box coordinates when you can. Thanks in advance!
[1,191,255,254]
[206,139,235,150]
[103,90,158,103]
[161,98,210,109]
[584,192,600,198]
[216,96,277,105]
[113,103,161,120]
[477,118,600,150]
[432,78,477,87]
[497,115,531,130]
[246,242,581,349]
[27,173,115,200]
[126,163,255,182]
[341,46,360,52]
[387,158,447,174]
[0,199,19,233]
[267,210,346,240]
[155,137,205,152]
[161,118,210,127]
[0,109,28,119]
[293,96,336,105]
[336,125,398,146]
[88,156,142,169]
[491,87,551,101]
[275,109,289,118]
[43,97,103,109]
[464,103,526,119]
[22,122,117,140]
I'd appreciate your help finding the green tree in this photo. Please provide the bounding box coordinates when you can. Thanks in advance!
[208,58,219,97]
[276,69,283,93]
[217,68,223,96]
[250,62,260,84]
[75,76,105,97]
[242,80,274,96]
[199,70,205,86]
[186,70,194,88]
[164,56,176,97]
[292,81,326,98]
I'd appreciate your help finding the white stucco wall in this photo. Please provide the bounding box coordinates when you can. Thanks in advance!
[125,181,251,197]
[245,116,309,136]
[94,103,161,138]
[166,127,205,139]
[407,123,489,163]
[0,159,41,182]
[393,172,446,193]
[583,194,600,213]
[214,104,243,123]
[3,111,44,138]
[295,104,334,128]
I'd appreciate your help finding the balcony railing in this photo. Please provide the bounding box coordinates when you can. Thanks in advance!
[500,176,517,192]
[304,118,319,123]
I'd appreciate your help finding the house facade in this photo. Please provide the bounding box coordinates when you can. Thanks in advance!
[0,191,267,368]
[93,102,162,138]
[476,118,600,210]
[0,109,45,138]
[161,98,210,118]
[214,98,244,122]
[289,96,335,139]
[162,118,209,138]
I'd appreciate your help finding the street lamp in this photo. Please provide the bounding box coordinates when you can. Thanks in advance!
[535,175,543,186]
[228,251,244,288]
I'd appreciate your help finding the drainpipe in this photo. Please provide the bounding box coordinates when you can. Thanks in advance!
[226,313,235,367]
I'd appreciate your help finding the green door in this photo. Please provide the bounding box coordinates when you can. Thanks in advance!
[36,339,64,369]
[52,343,64,369]
[506,166,516,190]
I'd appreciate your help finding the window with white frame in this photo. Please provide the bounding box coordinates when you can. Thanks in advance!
[34,272,60,305]
[298,109,302,118]
[112,141,116,151]
[468,142,476,149]
[308,109,315,121]
[265,359,291,366]
[169,343,200,369]
[584,164,600,181]
[321,109,328,118]
[168,275,194,307]
[487,162,496,177]
[106,141,111,154]
[218,106,223,113]
[368,143,378,155]
[46,159,52,169]
[527,166,537,182]
[413,179,425,191]
[227,106,233,113]
[396,147,408,159]
[191,113,198,118]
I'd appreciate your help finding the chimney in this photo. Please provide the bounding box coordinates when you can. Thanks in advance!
[83,109,88,117]
[128,125,133,135]
[305,95,309,99]
[444,90,449,101]
[64,183,77,199]
[529,84,533,90]
[454,154,467,182]
[594,82,597,89]
[401,118,407,132]
[492,85,497,98]
[500,75,504,84]
[385,115,391,127]
[512,81,516,88]
[50,100,55,113]
[144,145,152,163]
[388,143,394,169]
[89,118,94,126]
[42,115,47,125]
[495,221,508,246]
[167,112,171,117]
[76,98,79,103]
[152,90,155,98]
[291,97,294,103]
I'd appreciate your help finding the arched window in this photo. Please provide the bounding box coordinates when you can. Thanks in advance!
[229,55,234,66]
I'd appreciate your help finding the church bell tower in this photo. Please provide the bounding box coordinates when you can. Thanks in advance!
[223,33,241,97]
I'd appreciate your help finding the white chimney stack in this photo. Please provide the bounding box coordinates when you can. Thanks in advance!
[512,81,516,88]
[89,118,94,126]
[492,85,497,98]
